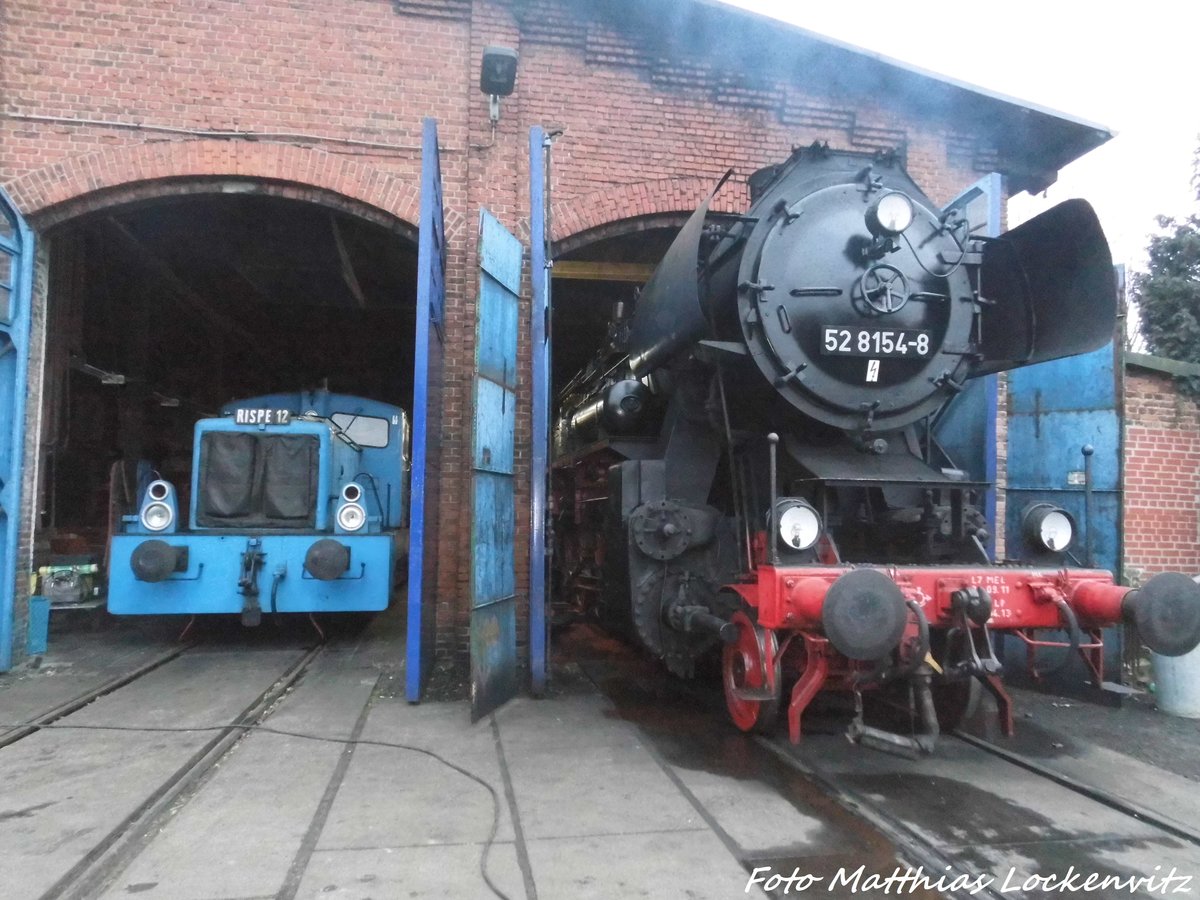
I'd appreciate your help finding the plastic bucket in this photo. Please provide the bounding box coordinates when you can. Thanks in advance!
[26,595,49,657]
[1153,645,1200,718]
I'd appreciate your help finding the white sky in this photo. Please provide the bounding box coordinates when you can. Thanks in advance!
[718,0,1200,274]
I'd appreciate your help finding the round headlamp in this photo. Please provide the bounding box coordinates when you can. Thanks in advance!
[342,483,362,503]
[1022,503,1074,553]
[776,499,821,551]
[337,502,366,532]
[141,501,174,533]
[865,191,915,237]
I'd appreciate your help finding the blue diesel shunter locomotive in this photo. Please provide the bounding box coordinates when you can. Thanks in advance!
[108,390,409,623]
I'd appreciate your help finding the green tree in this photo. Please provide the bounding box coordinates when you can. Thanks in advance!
[1133,151,1200,367]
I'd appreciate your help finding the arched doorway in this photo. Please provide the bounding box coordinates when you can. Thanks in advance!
[31,182,420,631]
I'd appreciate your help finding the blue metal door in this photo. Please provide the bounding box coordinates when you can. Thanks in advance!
[528,127,551,695]
[0,188,34,672]
[1008,347,1122,572]
[406,118,447,702]
[1006,335,1123,679]
[932,174,1001,555]
[470,210,522,720]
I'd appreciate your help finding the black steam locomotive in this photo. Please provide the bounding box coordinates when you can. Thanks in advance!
[552,144,1200,753]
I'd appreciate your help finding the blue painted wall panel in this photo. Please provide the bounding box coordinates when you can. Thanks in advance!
[476,271,519,387]
[931,174,1001,552]
[1006,410,1120,492]
[935,375,995,482]
[470,597,517,721]
[407,118,447,702]
[471,210,522,719]
[472,471,516,607]
[528,127,550,694]
[0,188,33,672]
[1006,337,1123,681]
[478,211,523,295]
[1009,344,1117,414]
[473,378,516,474]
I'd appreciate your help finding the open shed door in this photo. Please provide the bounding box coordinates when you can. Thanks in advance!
[470,211,522,721]
[406,118,447,702]
[1006,325,1123,680]
[932,174,1001,556]
[0,188,34,671]
[1007,343,1122,572]
[528,127,551,695]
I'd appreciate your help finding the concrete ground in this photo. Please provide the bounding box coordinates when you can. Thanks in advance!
[1,618,776,899]
[1001,683,1200,783]
[1,616,1199,899]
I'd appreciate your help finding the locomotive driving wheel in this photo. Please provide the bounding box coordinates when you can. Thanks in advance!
[723,611,782,734]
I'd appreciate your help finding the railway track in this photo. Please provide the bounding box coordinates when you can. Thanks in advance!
[0,642,325,900]
[752,735,1003,900]
[573,654,956,899]
[572,632,1200,900]
[0,644,190,750]
[5,626,1195,900]
[755,720,1200,899]
[951,729,1200,847]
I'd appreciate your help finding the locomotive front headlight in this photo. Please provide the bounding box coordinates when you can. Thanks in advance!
[776,499,822,551]
[141,501,174,533]
[337,502,367,532]
[1022,503,1075,553]
[865,191,915,237]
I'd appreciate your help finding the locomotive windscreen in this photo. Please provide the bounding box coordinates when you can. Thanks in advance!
[197,432,319,528]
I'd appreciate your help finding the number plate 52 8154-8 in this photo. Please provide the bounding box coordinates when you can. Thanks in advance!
[821,327,931,358]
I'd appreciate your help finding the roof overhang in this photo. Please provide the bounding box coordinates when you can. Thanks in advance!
[601,0,1114,194]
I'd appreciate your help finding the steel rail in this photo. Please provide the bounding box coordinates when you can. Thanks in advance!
[754,736,1010,900]
[584,653,1008,900]
[951,729,1200,847]
[0,643,191,750]
[40,644,324,900]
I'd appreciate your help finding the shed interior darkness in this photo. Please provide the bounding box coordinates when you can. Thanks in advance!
[550,225,679,402]
[38,193,417,563]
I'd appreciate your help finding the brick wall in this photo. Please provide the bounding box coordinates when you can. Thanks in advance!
[1123,369,1200,585]
[1,0,1005,669]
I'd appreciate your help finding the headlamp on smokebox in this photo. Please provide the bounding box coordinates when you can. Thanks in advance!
[775,499,822,552]
[866,192,915,237]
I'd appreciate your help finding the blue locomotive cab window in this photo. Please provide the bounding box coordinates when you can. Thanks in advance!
[201,432,257,518]
[197,432,319,528]
[331,413,389,448]
[262,436,318,520]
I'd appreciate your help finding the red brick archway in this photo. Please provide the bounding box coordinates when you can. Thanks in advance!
[1,139,431,235]
[549,175,749,250]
